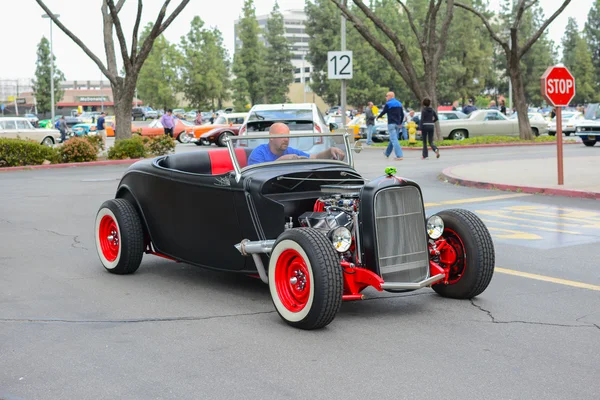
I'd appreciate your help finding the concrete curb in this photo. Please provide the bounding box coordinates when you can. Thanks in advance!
[365,141,580,151]
[0,158,143,172]
[440,165,600,200]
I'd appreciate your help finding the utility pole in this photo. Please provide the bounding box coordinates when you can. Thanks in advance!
[42,13,59,122]
[340,0,347,129]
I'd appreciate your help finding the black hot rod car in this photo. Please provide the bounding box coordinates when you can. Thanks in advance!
[95,132,495,329]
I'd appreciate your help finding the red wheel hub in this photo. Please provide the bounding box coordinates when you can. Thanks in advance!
[99,215,119,262]
[437,228,466,284]
[275,249,311,312]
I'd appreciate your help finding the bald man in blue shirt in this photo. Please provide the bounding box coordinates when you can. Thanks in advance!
[248,123,345,165]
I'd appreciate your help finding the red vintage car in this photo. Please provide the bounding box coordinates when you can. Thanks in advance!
[196,126,240,147]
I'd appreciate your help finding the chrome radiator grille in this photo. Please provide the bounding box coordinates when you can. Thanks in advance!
[374,186,429,283]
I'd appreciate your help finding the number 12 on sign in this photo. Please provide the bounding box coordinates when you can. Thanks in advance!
[328,51,353,80]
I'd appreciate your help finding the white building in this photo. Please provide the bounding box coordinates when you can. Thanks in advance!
[234,9,312,85]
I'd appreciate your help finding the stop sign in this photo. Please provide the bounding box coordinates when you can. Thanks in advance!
[541,66,576,107]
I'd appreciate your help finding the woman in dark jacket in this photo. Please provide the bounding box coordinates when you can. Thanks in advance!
[419,98,440,159]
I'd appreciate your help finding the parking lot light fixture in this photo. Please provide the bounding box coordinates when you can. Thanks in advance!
[42,13,60,123]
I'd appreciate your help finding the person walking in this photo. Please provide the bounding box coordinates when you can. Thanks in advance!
[419,98,440,160]
[160,109,175,137]
[376,91,404,160]
[500,99,507,115]
[365,101,376,145]
[194,110,203,125]
[58,115,68,143]
[96,111,107,148]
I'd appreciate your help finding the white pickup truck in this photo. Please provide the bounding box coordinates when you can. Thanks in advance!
[575,103,600,147]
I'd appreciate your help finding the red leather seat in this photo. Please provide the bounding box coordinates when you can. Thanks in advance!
[208,148,248,175]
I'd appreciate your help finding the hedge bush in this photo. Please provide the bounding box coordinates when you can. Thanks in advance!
[146,135,176,156]
[107,135,176,160]
[107,137,147,160]
[0,138,59,167]
[83,134,105,152]
[59,137,97,163]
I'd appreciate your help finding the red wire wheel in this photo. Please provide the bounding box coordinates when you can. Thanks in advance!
[274,249,312,312]
[98,215,120,262]
[431,209,495,299]
[440,228,467,285]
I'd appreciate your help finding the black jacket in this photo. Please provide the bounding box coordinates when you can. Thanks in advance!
[419,107,438,131]
[377,99,404,125]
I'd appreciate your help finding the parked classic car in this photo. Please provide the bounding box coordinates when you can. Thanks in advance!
[71,123,97,136]
[441,109,543,140]
[240,104,326,137]
[575,103,600,147]
[0,117,61,146]
[547,111,584,136]
[196,126,240,147]
[94,132,495,330]
[508,112,549,136]
[132,119,194,143]
[191,112,248,140]
[38,115,83,129]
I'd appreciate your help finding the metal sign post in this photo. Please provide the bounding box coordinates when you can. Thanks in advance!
[556,107,563,185]
[541,65,576,186]
[340,0,347,131]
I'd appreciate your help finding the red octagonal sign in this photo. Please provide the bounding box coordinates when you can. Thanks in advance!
[541,66,576,107]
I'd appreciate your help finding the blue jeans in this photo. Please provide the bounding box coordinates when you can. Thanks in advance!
[366,124,376,144]
[384,123,403,158]
[401,124,408,140]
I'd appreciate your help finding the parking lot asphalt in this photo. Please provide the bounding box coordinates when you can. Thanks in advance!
[0,143,599,400]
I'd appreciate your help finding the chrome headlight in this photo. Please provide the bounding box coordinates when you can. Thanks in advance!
[427,215,444,240]
[330,227,352,252]
[576,126,582,132]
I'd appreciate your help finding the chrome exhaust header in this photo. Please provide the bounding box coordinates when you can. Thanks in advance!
[234,239,277,285]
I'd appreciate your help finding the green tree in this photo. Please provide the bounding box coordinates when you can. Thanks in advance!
[305,0,341,106]
[32,36,65,115]
[561,17,579,66]
[584,0,600,88]
[263,2,294,103]
[232,51,250,111]
[180,17,231,110]
[437,0,494,105]
[519,4,556,106]
[456,0,572,139]
[35,0,191,140]
[237,0,265,105]
[137,24,180,110]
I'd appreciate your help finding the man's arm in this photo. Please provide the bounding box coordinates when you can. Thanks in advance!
[310,147,345,160]
[377,104,388,119]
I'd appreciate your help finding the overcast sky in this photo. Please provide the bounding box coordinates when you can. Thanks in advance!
[0,0,593,82]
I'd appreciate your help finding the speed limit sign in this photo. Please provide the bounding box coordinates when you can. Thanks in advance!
[328,51,353,79]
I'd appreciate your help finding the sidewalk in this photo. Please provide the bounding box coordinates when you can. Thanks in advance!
[440,155,600,200]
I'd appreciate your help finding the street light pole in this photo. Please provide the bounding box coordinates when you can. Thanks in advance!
[42,13,59,122]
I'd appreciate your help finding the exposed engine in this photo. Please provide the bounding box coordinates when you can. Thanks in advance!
[296,185,363,262]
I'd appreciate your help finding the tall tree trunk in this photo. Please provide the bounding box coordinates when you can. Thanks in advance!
[112,79,136,141]
[508,51,533,140]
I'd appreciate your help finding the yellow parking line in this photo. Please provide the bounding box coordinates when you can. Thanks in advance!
[476,210,580,227]
[480,218,581,235]
[488,227,542,240]
[508,210,600,229]
[424,193,531,208]
[496,267,600,291]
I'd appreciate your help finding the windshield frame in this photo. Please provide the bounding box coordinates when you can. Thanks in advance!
[225,132,354,182]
